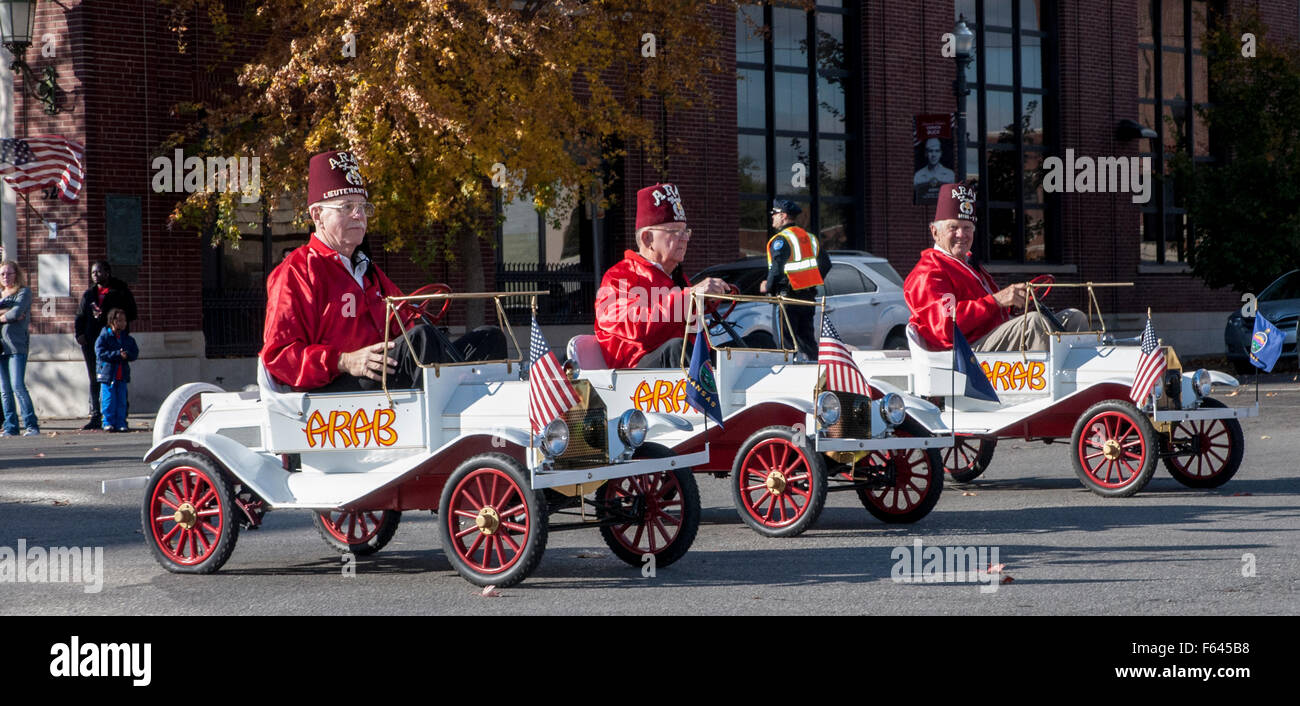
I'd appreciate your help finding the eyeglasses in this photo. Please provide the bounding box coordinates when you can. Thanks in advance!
[652,227,692,239]
[318,202,376,218]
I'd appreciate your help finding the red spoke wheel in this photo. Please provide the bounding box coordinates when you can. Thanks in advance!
[152,382,224,446]
[437,453,547,588]
[1161,398,1244,488]
[142,453,239,574]
[598,443,701,569]
[856,421,944,524]
[943,436,996,483]
[313,509,402,556]
[1070,400,1158,497]
[731,426,827,538]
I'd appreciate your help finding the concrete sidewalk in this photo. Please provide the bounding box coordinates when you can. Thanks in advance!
[28,414,156,436]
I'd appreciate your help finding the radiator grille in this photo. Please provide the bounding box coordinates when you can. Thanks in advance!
[555,380,608,469]
[824,391,872,439]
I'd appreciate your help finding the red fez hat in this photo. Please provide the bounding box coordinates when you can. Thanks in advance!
[635,183,687,230]
[934,183,977,223]
[308,150,368,204]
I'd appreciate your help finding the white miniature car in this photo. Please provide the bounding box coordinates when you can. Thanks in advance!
[854,282,1258,497]
[568,291,953,538]
[125,291,707,588]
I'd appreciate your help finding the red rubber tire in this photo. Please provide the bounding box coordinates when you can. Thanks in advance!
[1161,398,1244,489]
[730,426,828,538]
[313,510,402,556]
[1070,400,1158,497]
[142,453,239,574]
[437,453,547,588]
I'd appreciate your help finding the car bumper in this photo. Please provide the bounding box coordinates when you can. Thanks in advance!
[531,447,710,489]
[1151,404,1259,423]
[816,435,955,452]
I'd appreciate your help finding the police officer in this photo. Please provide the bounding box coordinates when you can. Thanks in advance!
[760,200,831,359]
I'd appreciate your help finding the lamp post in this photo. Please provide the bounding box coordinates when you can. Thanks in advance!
[0,0,65,115]
[952,15,975,182]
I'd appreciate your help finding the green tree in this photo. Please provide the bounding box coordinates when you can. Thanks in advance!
[1170,11,1300,294]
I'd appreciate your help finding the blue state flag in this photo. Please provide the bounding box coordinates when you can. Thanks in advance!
[685,331,725,427]
[1249,312,1284,372]
[953,323,999,403]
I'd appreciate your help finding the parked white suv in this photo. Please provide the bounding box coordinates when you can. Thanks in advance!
[691,251,911,351]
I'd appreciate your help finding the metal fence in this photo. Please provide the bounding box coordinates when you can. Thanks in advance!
[203,288,266,357]
[497,262,596,326]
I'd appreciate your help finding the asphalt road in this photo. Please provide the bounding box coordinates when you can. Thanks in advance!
[2,385,1297,616]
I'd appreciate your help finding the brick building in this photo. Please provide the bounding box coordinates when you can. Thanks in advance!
[4,0,1296,417]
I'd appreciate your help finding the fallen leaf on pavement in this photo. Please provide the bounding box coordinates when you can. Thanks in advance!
[1225,390,1239,397]
[34,452,45,458]
[479,585,500,598]
[52,500,69,506]
[47,431,58,437]
[1261,435,1271,440]
[1232,492,1253,496]
[962,491,976,496]
[1265,392,1277,397]
[575,552,602,559]
[1000,575,1015,584]
[92,448,100,451]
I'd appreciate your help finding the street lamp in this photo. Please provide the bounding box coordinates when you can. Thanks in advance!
[952,15,975,182]
[0,0,65,115]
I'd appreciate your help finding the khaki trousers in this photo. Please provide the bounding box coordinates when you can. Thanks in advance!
[974,308,1088,352]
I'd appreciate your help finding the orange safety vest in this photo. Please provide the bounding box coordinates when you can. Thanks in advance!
[766,226,824,291]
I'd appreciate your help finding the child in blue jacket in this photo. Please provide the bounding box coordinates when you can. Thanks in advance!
[95,308,139,432]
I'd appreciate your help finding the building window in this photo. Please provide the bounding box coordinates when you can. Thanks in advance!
[1138,0,1211,264]
[736,1,859,256]
[495,191,597,325]
[955,0,1059,264]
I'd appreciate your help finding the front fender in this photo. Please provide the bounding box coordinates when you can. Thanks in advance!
[643,412,694,434]
[145,433,293,506]
[1207,370,1240,388]
[868,379,948,435]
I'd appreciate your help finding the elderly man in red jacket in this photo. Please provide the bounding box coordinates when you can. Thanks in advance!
[261,149,504,391]
[594,183,738,368]
[904,183,1085,351]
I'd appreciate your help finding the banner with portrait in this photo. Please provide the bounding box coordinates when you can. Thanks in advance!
[913,114,956,204]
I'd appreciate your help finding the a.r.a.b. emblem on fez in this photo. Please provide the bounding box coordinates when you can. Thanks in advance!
[959,199,975,217]
[653,183,686,221]
[329,151,364,186]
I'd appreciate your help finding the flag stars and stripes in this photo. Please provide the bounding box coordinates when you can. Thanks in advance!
[1129,317,1166,405]
[0,135,84,200]
[528,317,580,434]
[818,315,868,396]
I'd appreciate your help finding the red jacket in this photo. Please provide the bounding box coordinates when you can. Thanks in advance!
[261,236,417,389]
[595,250,693,368]
[903,248,1009,349]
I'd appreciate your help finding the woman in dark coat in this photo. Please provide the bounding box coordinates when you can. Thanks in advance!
[73,261,137,430]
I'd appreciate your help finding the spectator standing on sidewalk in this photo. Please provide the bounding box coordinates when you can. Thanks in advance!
[74,261,137,430]
[95,308,138,433]
[0,260,39,436]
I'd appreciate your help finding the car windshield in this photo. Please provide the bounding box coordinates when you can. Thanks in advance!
[1259,270,1300,302]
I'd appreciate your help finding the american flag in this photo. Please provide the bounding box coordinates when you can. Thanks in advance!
[527,317,579,434]
[0,136,85,200]
[1129,316,1166,405]
[818,314,869,396]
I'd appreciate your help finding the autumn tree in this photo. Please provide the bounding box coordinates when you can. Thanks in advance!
[162,0,754,323]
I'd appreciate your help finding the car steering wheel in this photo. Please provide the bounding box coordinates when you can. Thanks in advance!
[702,283,739,319]
[399,283,452,326]
[1026,275,1064,332]
[1028,274,1054,300]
